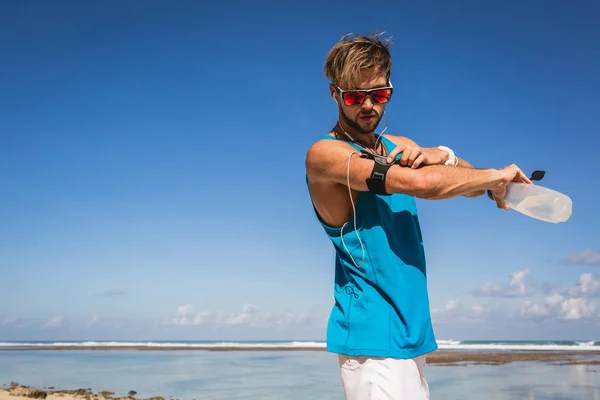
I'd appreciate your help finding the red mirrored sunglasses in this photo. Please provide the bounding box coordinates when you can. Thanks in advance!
[335,81,394,106]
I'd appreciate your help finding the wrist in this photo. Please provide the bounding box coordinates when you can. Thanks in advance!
[488,169,508,188]
[437,146,458,166]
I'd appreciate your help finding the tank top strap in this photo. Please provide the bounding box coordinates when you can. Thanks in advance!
[319,133,363,152]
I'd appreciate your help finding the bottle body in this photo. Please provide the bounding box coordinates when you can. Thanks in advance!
[504,183,572,223]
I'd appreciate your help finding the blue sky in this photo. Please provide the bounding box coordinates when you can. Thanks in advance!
[1,1,599,342]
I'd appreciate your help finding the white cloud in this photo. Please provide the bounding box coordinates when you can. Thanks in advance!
[531,295,597,321]
[0,316,20,327]
[564,250,600,265]
[431,300,488,325]
[0,316,28,328]
[443,300,458,311]
[546,293,565,307]
[42,316,64,329]
[566,273,600,298]
[225,304,258,326]
[473,269,533,298]
[520,298,557,320]
[509,270,530,295]
[471,305,485,316]
[168,304,327,328]
[559,298,596,320]
[520,274,600,322]
[171,304,198,326]
[86,316,99,328]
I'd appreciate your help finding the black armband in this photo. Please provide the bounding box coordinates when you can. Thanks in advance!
[359,150,400,196]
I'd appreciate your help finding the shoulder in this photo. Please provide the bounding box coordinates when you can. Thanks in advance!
[382,133,418,147]
[305,135,354,163]
[305,135,360,179]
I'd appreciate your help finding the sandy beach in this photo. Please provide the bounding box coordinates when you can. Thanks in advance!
[0,386,169,400]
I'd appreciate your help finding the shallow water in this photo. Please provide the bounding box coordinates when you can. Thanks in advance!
[1,350,599,400]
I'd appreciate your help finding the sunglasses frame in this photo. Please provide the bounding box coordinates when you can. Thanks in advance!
[334,80,394,107]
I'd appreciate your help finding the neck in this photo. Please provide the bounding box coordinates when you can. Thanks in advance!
[333,121,377,149]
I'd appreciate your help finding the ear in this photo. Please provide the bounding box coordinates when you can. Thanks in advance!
[329,84,336,99]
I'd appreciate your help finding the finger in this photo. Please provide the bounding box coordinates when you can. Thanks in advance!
[407,147,422,166]
[406,148,421,167]
[399,146,413,166]
[519,170,533,184]
[512,170,532,184]
[387,145,406,163]
[412,154,426,169]
[495,197,508,210]
[404,148,416,167]
[493,187,509,210]
[505,165,533,185]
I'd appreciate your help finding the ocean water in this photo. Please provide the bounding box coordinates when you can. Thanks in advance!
[1,339,599,351]
[1,341,600,400]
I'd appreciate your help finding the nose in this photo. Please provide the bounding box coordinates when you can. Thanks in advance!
[360,95,374,110]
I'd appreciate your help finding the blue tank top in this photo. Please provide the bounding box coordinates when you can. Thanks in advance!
[310,134,438,359]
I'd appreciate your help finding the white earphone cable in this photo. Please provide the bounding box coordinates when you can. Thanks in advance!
[339,112,388,270]
[341,150,365,269]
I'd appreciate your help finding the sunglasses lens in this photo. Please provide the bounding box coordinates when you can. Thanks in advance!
[371,89,392,104]
[340,88,392,106]
[343,91,365,106]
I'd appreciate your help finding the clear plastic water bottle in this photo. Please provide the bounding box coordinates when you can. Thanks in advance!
[504,182,572,223]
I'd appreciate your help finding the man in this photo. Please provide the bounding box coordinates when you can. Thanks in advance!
[304,33,531,400]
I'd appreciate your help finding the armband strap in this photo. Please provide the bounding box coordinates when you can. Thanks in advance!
[359,150,399,196]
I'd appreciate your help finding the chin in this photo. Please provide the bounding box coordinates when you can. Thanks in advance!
[358,121,380,134]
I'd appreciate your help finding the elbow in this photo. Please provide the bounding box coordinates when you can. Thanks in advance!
[411,175,432,197]
[405,173,439,199]
[408,171,452,200]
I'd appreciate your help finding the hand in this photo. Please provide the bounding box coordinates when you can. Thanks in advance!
[386,145,449,169]
[490,164,533,210]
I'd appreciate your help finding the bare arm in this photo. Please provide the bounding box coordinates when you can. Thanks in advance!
[447,157,486,197]
[305,140,509,200]
[383,134,484,197]
[456,158,474,168]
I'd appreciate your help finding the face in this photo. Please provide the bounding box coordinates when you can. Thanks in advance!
[331,68,392,135]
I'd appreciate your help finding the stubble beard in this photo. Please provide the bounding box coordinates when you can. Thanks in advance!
[339,106,382,135]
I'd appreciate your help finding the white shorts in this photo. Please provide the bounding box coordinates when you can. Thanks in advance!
[338,354,430,400]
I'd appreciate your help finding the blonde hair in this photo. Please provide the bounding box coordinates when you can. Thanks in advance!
[324,32,392,89]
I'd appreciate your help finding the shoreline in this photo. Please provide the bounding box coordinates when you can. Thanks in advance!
[2,345,600,352]
[2,346,600,365]
[0,385,169,400]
